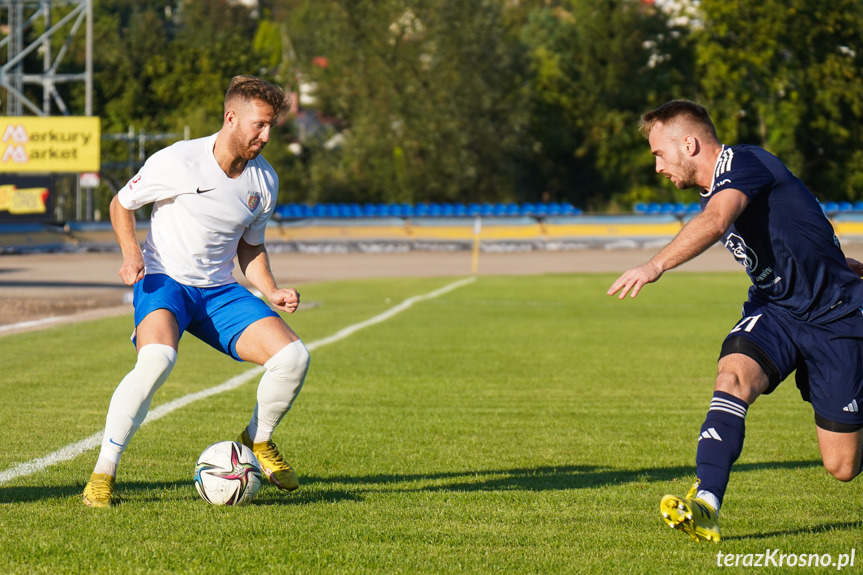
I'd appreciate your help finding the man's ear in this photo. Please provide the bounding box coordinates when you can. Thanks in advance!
[683,135,699,157]
[224,109,236,128]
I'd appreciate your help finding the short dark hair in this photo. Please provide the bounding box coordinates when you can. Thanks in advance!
[224,75,289,119]
[639,99,718,140]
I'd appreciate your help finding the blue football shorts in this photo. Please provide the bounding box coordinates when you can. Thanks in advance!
[719,301,863,431]
[133,273,279,361]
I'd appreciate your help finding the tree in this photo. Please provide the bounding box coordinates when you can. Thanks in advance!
[520,0,697,210]
[696,0,863,200]
[282,0,532,204]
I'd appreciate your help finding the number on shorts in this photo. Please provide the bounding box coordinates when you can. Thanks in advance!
[730,314,762,334]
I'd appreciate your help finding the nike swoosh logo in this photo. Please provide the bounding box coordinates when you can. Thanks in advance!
[108,438,124,447]
[196,187,216,194]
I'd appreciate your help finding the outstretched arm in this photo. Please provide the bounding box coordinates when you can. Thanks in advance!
[607,189,749,299]
[237,238,300,314]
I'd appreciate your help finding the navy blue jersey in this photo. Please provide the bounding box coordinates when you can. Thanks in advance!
[703,145,863,323]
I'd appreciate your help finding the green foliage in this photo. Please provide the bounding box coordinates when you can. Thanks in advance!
[19,0,862,211]
[293,0,532,204]
[697,0,863,200]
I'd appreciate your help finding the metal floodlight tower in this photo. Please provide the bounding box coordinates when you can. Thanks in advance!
[0,0,93,117]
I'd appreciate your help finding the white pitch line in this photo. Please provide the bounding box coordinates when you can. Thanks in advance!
[0,277,475,485]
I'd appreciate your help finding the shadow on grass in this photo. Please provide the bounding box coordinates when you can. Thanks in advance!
[302,459,826,493]
[729,520,863,541]
[0,459,825,505]
[0,480,361,506]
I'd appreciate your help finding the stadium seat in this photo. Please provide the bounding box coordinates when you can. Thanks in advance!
[634,202,648,214]
[560,203,579,215]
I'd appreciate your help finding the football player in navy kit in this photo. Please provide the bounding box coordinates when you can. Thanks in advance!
[608,99,863,542]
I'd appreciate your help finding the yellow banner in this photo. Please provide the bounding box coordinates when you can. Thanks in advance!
[0,184,49,214]
[0,117,100,173]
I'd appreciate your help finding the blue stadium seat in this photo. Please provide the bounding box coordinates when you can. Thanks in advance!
[428,203,442,217]
[520,202,536,216]
[560,203,579,215]
[505,203,520,216]
[453,203,467,217]
[634,202,648,214]
[822,201,839,214]
[854,201,863,212]
[838,201,853,212]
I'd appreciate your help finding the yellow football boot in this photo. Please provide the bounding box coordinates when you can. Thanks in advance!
[82,473,116,508]
[660,480,721,542]
[237,429,299,491]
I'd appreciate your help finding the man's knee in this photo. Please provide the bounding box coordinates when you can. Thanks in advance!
[265,340,310,379]
[715,354,770,404]
[823,456,860,482]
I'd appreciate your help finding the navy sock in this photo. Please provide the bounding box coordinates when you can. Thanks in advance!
[695,390,748,506]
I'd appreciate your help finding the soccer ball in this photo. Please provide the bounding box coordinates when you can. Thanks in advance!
[194,441,262,506]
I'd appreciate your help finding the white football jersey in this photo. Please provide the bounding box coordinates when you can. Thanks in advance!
[117,133,277,287]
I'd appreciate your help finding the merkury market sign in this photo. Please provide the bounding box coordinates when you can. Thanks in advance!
[0,117,100,173]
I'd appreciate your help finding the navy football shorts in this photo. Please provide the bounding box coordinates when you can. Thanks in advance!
[133,273,279,361]
[719,301,863,431]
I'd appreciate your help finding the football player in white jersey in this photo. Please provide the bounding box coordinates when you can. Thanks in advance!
[83,76,310,508]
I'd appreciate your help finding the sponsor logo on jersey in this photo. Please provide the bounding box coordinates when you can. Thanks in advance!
[724,232,758,271]
[246,191,261,211]
[842,399,859,413]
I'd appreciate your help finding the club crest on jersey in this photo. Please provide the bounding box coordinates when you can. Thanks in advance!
[724,232,758,270]
[246,191,261,211]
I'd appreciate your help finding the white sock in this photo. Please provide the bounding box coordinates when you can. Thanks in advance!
[247,340,310,443]
[95,344,177,474]
[696,489,721,513]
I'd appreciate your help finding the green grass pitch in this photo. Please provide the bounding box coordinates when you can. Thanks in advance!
[1,273,860,573]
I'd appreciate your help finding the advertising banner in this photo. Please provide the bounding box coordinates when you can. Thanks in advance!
[0,175,52,221]
[0,117,100,173]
